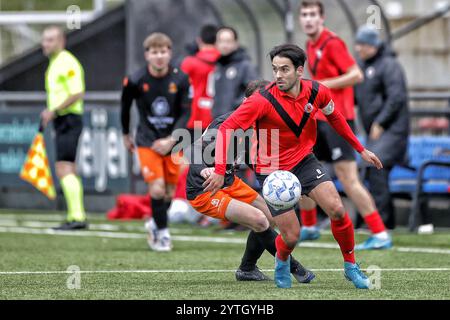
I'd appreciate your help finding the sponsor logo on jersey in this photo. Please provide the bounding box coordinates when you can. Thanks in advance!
[142,83,150,92]
[151,96,170,116]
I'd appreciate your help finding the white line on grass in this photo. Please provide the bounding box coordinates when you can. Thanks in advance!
[0,220,192,234]
[1,225,450,255]
[1,268,450,275]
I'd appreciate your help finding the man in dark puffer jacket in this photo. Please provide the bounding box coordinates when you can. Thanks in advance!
[354,25,410,231]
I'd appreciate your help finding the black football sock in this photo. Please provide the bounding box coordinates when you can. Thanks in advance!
[163,200,172,222]
[239,231,265,272]
[255,227,278,256]
[151,198,168,229]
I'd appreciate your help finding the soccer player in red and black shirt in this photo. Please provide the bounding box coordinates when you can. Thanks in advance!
[203,44,382,289]
[181,24,221,132]
[121,33,191,252]
[186,80,314,284]
[298,1,392,250]
[176,25,221,212]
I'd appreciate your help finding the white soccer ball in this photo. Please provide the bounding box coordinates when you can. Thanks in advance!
[262,170,302,210]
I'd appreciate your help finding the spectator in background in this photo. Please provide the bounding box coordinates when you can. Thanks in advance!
[181,24,221,134]
[213,26,260,231]
[213,26,259,118]
[354,25,410,231]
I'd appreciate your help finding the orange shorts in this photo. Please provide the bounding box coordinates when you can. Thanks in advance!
[189,177,259,221]
[137,147,182,184]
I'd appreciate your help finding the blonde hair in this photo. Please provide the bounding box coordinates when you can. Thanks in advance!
[143,32,172,50]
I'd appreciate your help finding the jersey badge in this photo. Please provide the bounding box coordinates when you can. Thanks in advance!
[169,82,178,94]
[304,103,314,114]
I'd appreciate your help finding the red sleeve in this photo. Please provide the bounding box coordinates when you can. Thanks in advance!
[318,84,365,153]
[214,95,267,175]
[328,39,356,74]
[180,57,191,74]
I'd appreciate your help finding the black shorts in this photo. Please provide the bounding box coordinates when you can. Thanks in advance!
[53,114,83,162]
[314,120,356,163]
[256,154,332,217]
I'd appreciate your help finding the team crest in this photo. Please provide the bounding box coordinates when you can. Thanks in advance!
[211,199,220,207]
[316,49,323,59]
[304,103,314,113]
[169,82,178,94]
[366,67,376,79]
[142,83,150,92]
[226,67,237,79]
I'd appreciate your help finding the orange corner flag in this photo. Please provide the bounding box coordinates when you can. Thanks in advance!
[20,133,56,200]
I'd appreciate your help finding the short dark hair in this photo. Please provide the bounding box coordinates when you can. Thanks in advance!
[300,1,324,16]
[269,44,307,69]
[245,79,270,98]
[200,24,218,44]
[218,26,239,41]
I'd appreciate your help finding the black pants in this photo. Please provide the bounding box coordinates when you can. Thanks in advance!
[366,166,395,229]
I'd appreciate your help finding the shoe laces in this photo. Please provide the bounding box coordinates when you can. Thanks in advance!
[349,263,368,279]
[159,236,171,246]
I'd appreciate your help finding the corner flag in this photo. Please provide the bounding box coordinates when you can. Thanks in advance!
[20,125,56,200]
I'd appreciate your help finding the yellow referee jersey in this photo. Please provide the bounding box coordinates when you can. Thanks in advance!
[45,50,85,115]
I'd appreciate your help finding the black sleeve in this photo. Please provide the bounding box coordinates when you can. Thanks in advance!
[375,59,408,129]
[172,76,192,132]
[120,77,138,135]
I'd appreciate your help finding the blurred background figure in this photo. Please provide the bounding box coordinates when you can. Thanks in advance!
[298,1,392,250]
[181,24,221,135]
[176,25,221,228]
[213,26,260,231]
[354,25,410,231]
[213,26,258,118]
[121,32,191,252]
[40,26,87,231]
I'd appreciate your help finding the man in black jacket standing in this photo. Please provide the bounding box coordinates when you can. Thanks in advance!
[354,26,410,231]
[213,26,258,118]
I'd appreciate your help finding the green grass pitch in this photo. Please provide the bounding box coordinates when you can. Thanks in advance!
[0,210,449,300]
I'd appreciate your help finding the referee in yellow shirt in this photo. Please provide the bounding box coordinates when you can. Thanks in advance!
[40,26,87,230]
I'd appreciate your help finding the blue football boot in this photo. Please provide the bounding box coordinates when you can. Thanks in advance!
[355,235,393,251]
[344,262,371,289]
[299,227,321,242]
[275,256,292,288]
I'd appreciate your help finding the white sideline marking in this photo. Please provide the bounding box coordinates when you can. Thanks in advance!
[1,225,450,255]
[1,268,450,275]
[0,220,192,234]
